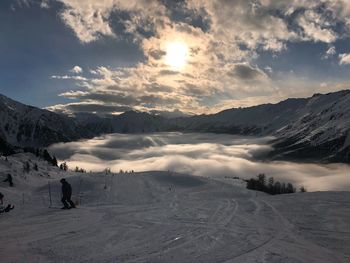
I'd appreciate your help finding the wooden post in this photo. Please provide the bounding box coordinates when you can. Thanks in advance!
[48,181,52,208]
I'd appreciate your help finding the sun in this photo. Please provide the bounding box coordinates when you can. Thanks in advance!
[165,41,189,69]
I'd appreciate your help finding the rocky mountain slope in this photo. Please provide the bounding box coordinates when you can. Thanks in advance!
[272,90,350,162]
[0,94,86,147]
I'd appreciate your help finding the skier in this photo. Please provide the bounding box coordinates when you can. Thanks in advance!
[0,192,14,214]
[0,204,14,213]
[3,173,13,187]
[60,178,76,209]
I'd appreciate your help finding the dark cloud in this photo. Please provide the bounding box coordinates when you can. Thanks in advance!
[145,83,173,93]
[148,49,166,60]
[228,64,266,80]
[62,91,139,105]
[158,70,180,76]
[140,94,181,106]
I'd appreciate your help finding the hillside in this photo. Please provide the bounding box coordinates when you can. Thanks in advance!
[0,154,349,262]
[0,94,86,147]
[272,91,350,162]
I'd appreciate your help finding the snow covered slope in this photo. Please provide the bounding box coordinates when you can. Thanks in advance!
[273,90,350,162]
[0,94,84,147]
[168,90,350,162]
[1,154,349,262]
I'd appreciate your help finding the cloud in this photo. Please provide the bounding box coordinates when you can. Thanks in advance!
[228,64,267,80]
[40,0,49,8]
[49,133,350,191]
[51,75,87,81]
[339,53,350,65]
[58,0,116,43]
[70,66,83,74]
[47,0,350,115]
[297,10,337,43]
[46,101,131,115]
[322,46,336,59]
[57,0,168,43]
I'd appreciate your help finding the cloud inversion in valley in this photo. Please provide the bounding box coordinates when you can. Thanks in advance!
[49,133,350,191]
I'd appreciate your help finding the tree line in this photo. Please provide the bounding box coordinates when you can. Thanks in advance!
[246,174,306,195]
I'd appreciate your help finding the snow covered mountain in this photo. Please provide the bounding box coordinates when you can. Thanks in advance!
[1,90,350,162]
[272,90,350,162]
[171,97,309,134]
[164,90,350,162]
[0,94,85,147]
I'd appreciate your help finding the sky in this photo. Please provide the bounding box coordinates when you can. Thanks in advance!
[2,0,350,115]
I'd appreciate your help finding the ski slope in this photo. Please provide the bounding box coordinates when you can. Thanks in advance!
[1,154,350,262]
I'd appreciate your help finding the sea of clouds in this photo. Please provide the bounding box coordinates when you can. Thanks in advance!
[49,132,350,191]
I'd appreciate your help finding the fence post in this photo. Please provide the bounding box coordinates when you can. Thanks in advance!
[48,181,52,208]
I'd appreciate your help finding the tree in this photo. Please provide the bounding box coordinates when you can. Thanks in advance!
[246,175,297,196]
[274,182,281,195]
[23,161,30,173]
[33,163,38,171]
[300,186,307,192]
[268,177,274,194]
[287,183,295,193]
[257,174,266,186]
[43,149,53,164]
[257,174,266,191]
[281,183,286,194]
[60,162,68,171]
[52,156,58,167]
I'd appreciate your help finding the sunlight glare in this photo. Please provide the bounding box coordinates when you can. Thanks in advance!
[165,41,189,69]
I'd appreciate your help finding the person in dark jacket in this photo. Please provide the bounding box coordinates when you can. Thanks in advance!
[3,174,13,187]
[60,178,75,209]
[0,192,4,205]
[0,192,14,214]
[0,204,14,213]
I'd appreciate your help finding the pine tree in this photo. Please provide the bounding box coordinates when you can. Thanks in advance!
[287,183,295,193]
[52,156,58,167]
[257,174,266,191]
[300,186,307,192]
[43,149,53,164]
[268,177,274,194]
[60,162,68,171]
[23,161,30,173]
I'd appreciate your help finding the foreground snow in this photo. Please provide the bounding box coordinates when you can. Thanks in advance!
[1,154,350,262]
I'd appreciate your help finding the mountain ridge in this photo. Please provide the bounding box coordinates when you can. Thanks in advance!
[1,90,350,162]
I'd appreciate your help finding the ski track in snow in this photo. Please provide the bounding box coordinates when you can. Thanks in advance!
[1,163,350,263]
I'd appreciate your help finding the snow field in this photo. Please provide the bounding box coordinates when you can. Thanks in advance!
[1,154,350,262]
